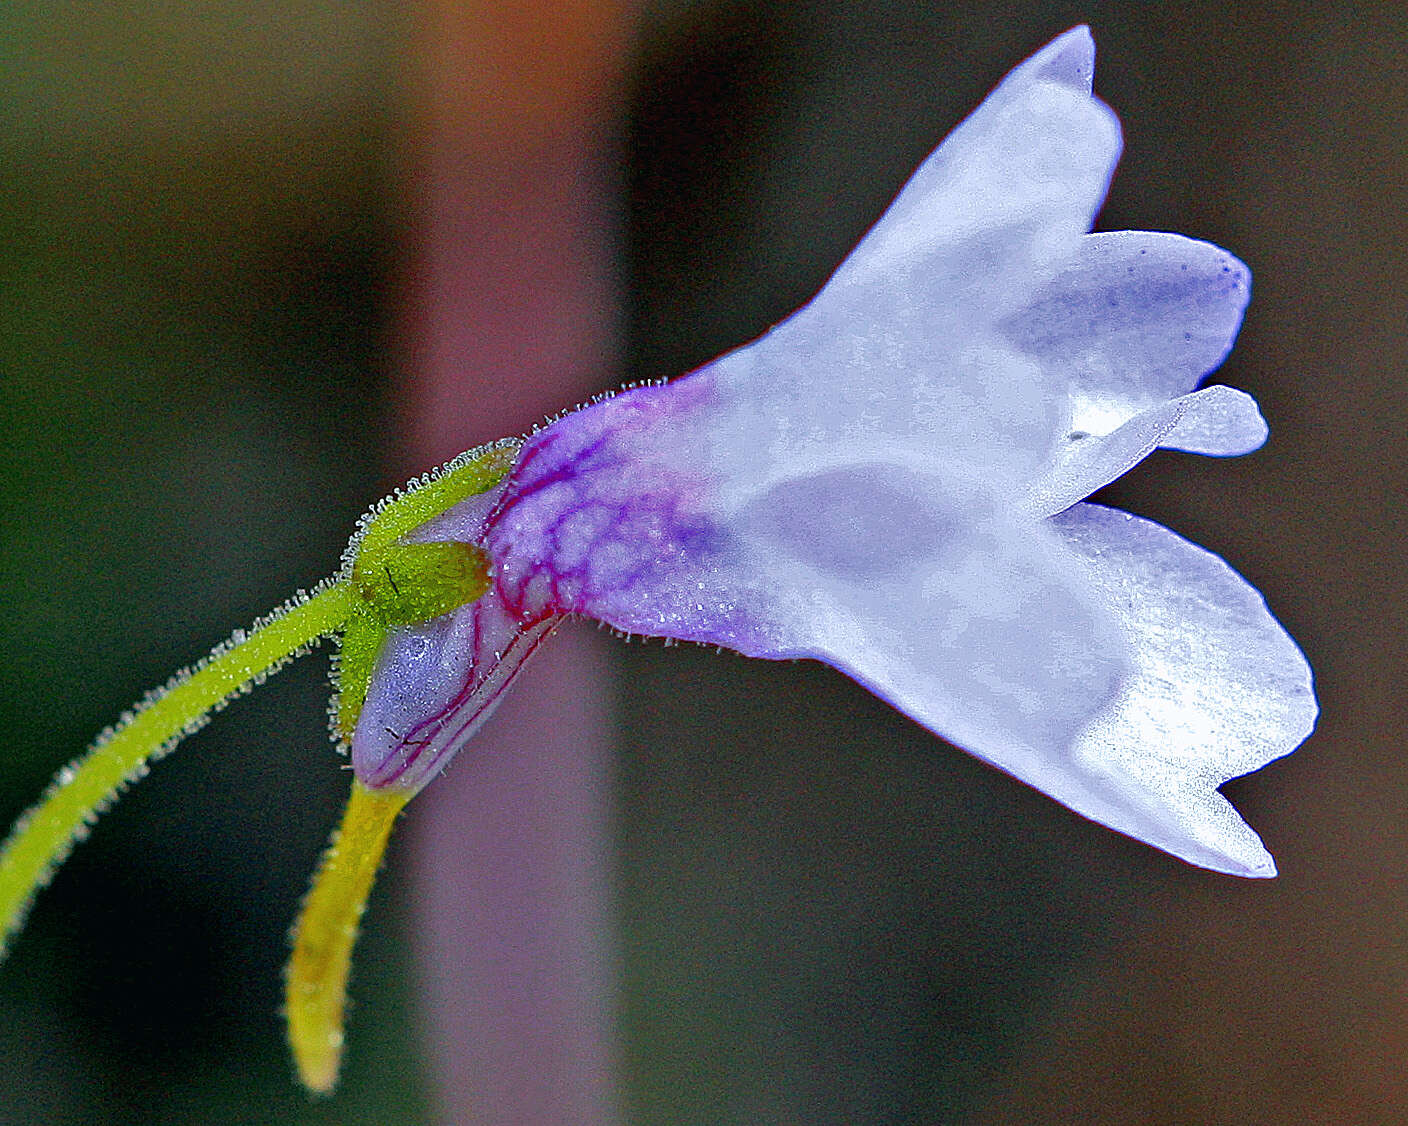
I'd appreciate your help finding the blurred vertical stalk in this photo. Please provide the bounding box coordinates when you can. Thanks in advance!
[397,3,631,1122]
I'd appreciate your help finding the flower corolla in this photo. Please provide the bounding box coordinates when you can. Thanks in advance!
[350,27,1316,877]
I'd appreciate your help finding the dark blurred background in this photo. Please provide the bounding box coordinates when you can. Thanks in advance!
[1,1,1404,1123]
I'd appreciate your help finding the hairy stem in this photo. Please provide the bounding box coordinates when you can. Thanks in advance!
[0,579,353,954]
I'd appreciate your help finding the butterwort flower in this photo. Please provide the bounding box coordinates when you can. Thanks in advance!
[0,26,1317,1094]
[350,26,1316,879]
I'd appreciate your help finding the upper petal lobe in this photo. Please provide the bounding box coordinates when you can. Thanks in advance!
[1005,231,1256,441]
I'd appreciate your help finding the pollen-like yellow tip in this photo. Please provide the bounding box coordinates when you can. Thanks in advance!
[285,780,408,1095]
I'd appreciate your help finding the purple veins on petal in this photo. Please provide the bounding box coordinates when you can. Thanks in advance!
[485,377,787,654]
[352,584,562,794]
[349,480,563,796]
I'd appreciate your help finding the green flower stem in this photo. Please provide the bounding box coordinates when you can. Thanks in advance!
[0,579,354,955]
[0,439,519,964]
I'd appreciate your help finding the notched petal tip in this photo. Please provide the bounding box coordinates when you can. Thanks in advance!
[1050,504,1316,877]
[1095,771,1282,879]
[1200,800,1278,878]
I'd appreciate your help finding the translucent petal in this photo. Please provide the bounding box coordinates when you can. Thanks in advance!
[731,459,1133,769]
[835,26,1119,296]
[1162,385,1267,455]
[699,26,1124,482]
[1043,504,1318,876]
[1022,384,1267,518]
[489,415,1134,759]
[699,336,1065,511]
[365,29,1311,861]
[484,376,792,655]
[1005,231,1254,438]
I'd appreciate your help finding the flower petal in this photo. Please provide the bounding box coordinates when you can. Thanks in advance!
[1005,231,1255,439]
[1022,384,1268,518]
[485,375,793,655]
[732,459,1133,767]
[696,27,1123,483]
[835,26,1121,301]
[478,27,1142,755]
[489,414,1133,759]
[1042,503,1317,876]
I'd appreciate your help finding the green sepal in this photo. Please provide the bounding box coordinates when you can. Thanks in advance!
[355,541,490,627]
[334,613,385,743]
[332,440,520,741]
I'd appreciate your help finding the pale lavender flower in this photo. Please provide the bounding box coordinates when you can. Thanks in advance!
[352,27,1316,877]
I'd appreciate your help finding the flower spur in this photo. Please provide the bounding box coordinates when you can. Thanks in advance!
[0,26,1316,1094]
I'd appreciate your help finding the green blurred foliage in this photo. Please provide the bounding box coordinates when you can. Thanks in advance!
[0,2,424,1122]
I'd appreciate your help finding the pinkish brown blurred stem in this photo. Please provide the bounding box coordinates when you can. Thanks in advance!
[397,3,631,1122]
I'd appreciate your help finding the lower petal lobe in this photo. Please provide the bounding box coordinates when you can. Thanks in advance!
[1043,503,1316,875]
[730,459,1131,774]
